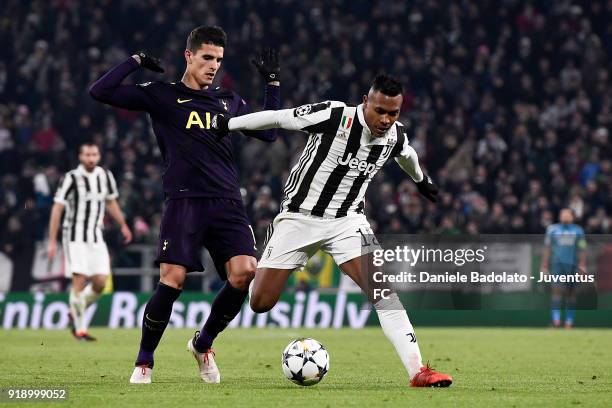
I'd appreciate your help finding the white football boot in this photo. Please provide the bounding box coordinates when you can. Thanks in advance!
[187,332,221,383]
[130,365,152,384]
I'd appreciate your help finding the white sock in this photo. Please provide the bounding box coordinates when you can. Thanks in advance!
[69,287,86,334]
[81,283,101,307]
[374,293,423,379]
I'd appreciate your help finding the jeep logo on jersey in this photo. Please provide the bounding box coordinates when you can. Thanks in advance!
[337,154,377,175]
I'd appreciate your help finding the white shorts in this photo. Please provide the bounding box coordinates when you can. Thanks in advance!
[258,212,380,270]
[63,241,111,277]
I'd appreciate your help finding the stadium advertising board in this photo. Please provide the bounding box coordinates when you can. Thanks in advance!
[0,291,371,330]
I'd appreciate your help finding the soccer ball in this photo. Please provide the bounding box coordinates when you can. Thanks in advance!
[281,338,329,386]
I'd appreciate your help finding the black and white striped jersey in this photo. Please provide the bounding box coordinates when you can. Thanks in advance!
[231,101,422,218]
[54,165,119,243]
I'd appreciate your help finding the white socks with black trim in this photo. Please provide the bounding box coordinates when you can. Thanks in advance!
[69,287,86,333]
[374,293,423,379]
[70,283,101,333]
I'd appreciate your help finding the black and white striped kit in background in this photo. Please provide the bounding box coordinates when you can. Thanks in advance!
[54,165,119,243]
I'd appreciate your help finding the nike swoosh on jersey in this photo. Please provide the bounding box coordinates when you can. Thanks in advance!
[177,98,193,103]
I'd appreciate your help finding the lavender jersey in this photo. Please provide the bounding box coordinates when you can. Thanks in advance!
[89,58,280,201]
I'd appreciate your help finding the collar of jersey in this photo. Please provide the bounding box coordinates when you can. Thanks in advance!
[175,81,213,95]
[356,104,368,131]
[175,81,233,99]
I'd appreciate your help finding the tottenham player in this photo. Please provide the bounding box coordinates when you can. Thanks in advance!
[214,75,453,387]
[89,26,280,384]
[48,142,132,341]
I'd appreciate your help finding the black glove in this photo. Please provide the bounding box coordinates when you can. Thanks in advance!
[251,48,280,83]
[134,51,164,73]
[416,174,439,203]
[211,113,230,134]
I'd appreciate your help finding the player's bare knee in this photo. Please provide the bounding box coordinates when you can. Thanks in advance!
[226,258,256,290]
[72,274,87,291]
[159,264,186,290]
[250,294,273,313]
[92,283,105,293]
[228,269,255,291]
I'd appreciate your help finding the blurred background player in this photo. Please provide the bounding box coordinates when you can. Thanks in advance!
[541,208,587,328]
[47,142,132,340]
[215,74,452,387]
[89,26,280,384]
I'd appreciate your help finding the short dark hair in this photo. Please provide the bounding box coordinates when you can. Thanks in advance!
[186,26,227,51]
[79,142,99,154]
[371,74,403,96]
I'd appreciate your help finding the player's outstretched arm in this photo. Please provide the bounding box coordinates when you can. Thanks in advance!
[212,108,289,139]
[89,52,162,112]
[214,108,311,136]
[224,100,341,133]
[395,145,439,203]
[228,109,297,131]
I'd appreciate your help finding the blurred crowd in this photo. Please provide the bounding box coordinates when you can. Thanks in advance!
[1,0,611,272]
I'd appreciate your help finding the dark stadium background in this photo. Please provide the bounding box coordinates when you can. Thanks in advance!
[0,0,610,293]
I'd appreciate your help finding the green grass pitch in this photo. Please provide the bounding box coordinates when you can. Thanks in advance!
[1,327,611,407]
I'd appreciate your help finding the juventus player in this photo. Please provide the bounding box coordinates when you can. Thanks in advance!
[48,142,132,341]
[214,75,453,387]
